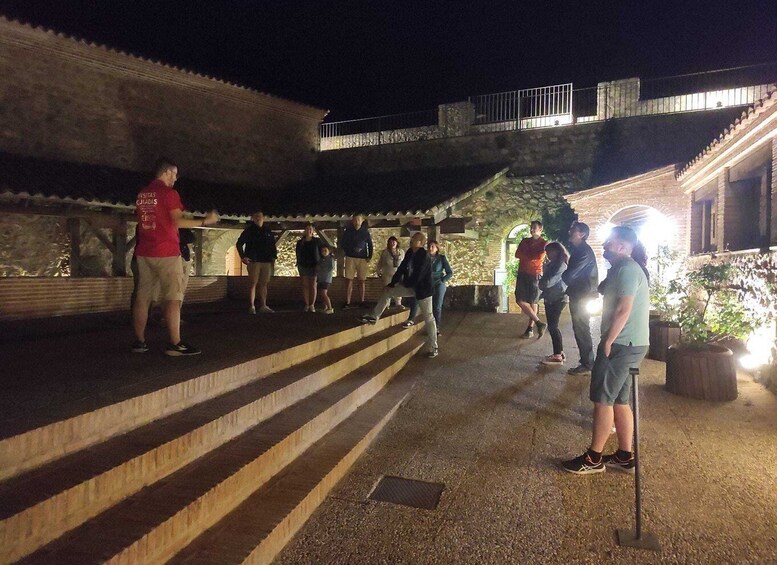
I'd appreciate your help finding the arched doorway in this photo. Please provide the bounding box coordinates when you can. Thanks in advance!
[598,205,677,257]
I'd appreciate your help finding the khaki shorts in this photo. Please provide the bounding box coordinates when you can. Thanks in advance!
[247,261,273,285]
[344,257,369,280]
[136,256,185,303]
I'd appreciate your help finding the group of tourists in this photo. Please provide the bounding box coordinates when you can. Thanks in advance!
[512,219,650,476]
[131,158,646,477]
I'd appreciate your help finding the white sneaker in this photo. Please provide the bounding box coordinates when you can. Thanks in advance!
[258,306,274,313]
[324,308,335,314]
[249,306,256,314]
[426,348,439,358]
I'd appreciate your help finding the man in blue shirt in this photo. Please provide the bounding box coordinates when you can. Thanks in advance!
[562,226,650,475]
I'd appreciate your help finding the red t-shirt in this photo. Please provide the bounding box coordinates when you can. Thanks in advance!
[516,237,547,276]
[135,179,183,257]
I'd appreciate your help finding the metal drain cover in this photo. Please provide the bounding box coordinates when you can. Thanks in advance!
[368,475,445,510]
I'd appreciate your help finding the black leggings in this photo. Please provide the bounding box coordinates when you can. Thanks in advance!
[544,300,567,355]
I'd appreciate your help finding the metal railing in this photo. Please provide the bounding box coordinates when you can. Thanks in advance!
[319,62,777,149]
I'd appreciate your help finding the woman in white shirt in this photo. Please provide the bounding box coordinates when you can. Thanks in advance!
[378,236,405,307]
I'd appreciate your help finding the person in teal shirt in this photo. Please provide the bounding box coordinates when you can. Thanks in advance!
[404,240,453,334]
[562,226,650,475]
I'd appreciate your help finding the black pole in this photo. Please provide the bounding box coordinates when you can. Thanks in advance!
[632,366,643,539]
[616,367,661,550]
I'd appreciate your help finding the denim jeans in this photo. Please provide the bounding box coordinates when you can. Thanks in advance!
[408,282,446,328]
[544,300,567,355]
[569,297,594,368]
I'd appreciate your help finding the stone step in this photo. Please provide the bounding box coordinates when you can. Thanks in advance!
[20,335,424,564]
[171,369,416,565]
[0,311,406,483]
[0,320,421,563]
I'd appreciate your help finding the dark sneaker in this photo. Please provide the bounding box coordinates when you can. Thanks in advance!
[360,315,377,325]
[426,348,439,358]
[603,452,635,474]
[165,342,201,357]
[359,302,369,308]
[561,452,605,475]
[401,320,415,328]
[567,364,592,375]
[535,321,547,338]
[131,340,149,353]
[343,303,354,310]
[520,328,534,339]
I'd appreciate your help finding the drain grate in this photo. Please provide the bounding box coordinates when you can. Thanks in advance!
[368,475,445,510]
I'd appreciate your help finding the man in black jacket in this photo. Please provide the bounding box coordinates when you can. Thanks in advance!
[562,222,599,375]
[236,211,278,313]
[360,232,438,357]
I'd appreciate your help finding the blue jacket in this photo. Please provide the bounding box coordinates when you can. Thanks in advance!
[539,258,568,304]
[562,242,598,299]
[316,255,335,284]
[431,254,453,285]
[391,248,433,300]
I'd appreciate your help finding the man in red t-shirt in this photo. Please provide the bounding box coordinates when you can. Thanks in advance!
[515,219,548,339]
[132,158,219,356]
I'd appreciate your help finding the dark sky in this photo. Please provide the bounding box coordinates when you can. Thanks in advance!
[1,0,776,121]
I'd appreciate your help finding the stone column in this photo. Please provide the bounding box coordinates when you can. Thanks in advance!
[438,102,475,136]
[596,78,640,119]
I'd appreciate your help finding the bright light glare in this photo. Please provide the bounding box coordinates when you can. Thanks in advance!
[637,209,677,255]
[742,323,776,370]
[597,222,615,242]
[739,354,760,370]
[586,297,602,315]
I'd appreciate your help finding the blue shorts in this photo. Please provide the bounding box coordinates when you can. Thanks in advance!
[589,343,648,405]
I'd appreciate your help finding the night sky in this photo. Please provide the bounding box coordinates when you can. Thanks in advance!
[1,0,776,121]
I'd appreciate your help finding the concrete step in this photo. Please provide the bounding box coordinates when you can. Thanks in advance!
[0,310,407,483]
[20,334,424,564]
[0,320,421,563]
[171,369,416,565]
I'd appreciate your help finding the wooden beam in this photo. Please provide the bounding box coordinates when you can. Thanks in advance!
[83,219,116,254]
[112,220,128,276]
[67,218,81,277]
[194,230,204,276]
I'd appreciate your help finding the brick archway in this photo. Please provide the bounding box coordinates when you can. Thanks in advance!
[564,165,690,276]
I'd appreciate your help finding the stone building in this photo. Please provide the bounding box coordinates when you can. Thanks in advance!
[564,88,777,390]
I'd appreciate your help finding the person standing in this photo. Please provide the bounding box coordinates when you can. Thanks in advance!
[316,246,336,314]
[360,232,438,358]
[340,214,373,309]
[539,242,570,365]
[514,220,547,339]
[378,236,404,308]
[562,222,599,375]
[404,240,453,334]
[236,211,277,314]
[296,223,321,312]
[562,226,650,474]
[132,157,219,355]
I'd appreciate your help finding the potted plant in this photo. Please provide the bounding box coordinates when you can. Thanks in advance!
[665,262,760,401]
[647,245,681,362]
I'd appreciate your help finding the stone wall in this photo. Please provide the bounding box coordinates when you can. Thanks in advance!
[0,18,324,187]
[318,110,743,188]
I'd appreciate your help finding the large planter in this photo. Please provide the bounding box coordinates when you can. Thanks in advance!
[648,320,681,362]
[665,343,737,401]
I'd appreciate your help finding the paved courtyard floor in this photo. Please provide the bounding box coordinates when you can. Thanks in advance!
[277,311,777,564]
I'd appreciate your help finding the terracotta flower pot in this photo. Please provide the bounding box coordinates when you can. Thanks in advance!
[665,343,737,401]
[648,320,681,362]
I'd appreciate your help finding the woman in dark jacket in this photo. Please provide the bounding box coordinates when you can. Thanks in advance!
[295,223,320,312]
[539,241,570,365]
[404,240,453,334]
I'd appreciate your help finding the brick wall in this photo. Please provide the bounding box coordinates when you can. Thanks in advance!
[564,166,689,270]
[0,18,324,187]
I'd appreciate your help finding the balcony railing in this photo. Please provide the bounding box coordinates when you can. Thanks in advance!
[319,62,777,150]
